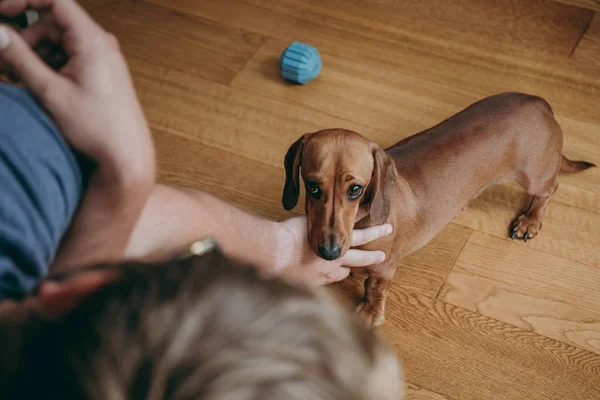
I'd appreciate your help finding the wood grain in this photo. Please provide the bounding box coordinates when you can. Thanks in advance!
[229,39,600,268]
[153,127,287,220]
[230,39,600,192]
[574,13,600,66]
[383,291,600,400]
[405,383,449,400]
[75,1,600,398]
[263,0,588,58]
[552,0,600,11]
[129,58,390,169]
[145,0,600,122]
[144,58,474,296]
[453,182,600,267]
[146,0,592,60]
[556,115,600,192]
[439,232,600,355]
[230,39,476,142]
[392,224,471,298]
[79,0,265,84]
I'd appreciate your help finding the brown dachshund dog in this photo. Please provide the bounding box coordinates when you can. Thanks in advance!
[282,92,595,328]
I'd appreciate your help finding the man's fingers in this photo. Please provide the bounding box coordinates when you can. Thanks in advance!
[320,267,350,285]
[0,12,59,75]
[0,24,69,102]
[351,223,393,247]
[0,16,62,75]
[21,13,61,47]
[0,0,52,17]
[339,249,386,268]
[44,0,101,46]
[1,0,102,54]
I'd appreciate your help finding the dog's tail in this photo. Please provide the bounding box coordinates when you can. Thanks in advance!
[560,155,596,173]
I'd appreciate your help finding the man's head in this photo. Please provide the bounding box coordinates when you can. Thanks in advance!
[282,129,397,261]
[0,247,403,399]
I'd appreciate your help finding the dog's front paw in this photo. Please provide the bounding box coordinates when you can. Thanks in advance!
[356,302,385,329]
[510,214,542,242]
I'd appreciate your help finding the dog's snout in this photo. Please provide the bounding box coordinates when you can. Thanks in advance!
[318,237,342,261]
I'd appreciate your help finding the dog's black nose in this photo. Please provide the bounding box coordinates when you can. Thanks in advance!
[318,243,342,261]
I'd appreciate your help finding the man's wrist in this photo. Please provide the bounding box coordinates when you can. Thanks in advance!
[94,145,156,200]
[269,220,296,276]
[216,217,288,279]
[93,123,156,191]
[51,156,155,271]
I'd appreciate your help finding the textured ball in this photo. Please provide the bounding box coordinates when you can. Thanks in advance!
[280,42,322,85]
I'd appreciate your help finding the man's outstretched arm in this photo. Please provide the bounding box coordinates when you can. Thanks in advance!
[124,184,391,286]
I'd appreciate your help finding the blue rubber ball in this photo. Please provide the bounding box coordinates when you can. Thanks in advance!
[280,42,322,85]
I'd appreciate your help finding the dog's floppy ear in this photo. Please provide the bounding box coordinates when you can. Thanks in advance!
[282,133,311,210]
[370,144,397,225]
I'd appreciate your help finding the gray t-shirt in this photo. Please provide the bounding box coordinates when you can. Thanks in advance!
[0,84,84,299]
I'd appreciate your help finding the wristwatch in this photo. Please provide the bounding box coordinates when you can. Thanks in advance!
[188,238,219,257]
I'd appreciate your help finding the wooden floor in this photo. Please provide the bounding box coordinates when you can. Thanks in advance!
[79,0,600,398]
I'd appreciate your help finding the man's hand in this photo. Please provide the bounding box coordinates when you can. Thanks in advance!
[274,207,392,286]
[0,0,154,175]
[123,186,391,287]
[0,0,155,270]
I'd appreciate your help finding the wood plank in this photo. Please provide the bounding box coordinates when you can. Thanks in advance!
[231,39,480,142]
[262,0,588,59]
[59,2,600,398]
[153,127,288,220]
[574,13,600,66]
[126,42,599,269]
[229,39,600,267]
[552,0,600,11]
[393,224,472,298]
[439,232,600,355]
[79,0,265,84]
[230,39,600,193]
[453,182,600,267]
[556,114,600,193]
[381,290,600,399]
[143,60,474,297]
[145,0,600,123]
[130,55,473,298]
[405,383,450,400]
[128,57,389,169]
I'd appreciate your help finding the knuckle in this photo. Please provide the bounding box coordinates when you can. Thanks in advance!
[36,79,52,100]
[98,32,109,47]
[365,230,379,242]
[323,269,345,284]
[351,232,363,245]
[41,82,72,112]
[106,33,120,50]
[358,255,371,266]
[90,30,112,51]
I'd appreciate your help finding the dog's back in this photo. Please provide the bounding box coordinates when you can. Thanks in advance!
[281,92,594,328]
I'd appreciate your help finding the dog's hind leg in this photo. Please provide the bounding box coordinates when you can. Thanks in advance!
[510,185,556,241]
[510,158,560,242]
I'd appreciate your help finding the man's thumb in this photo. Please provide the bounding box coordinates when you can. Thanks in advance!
[0,24,67,103]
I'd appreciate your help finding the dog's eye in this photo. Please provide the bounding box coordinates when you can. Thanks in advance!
[348,185,363,200]
[306,181,320,197]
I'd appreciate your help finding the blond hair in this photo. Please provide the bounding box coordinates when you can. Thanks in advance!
[10,251,403,399]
